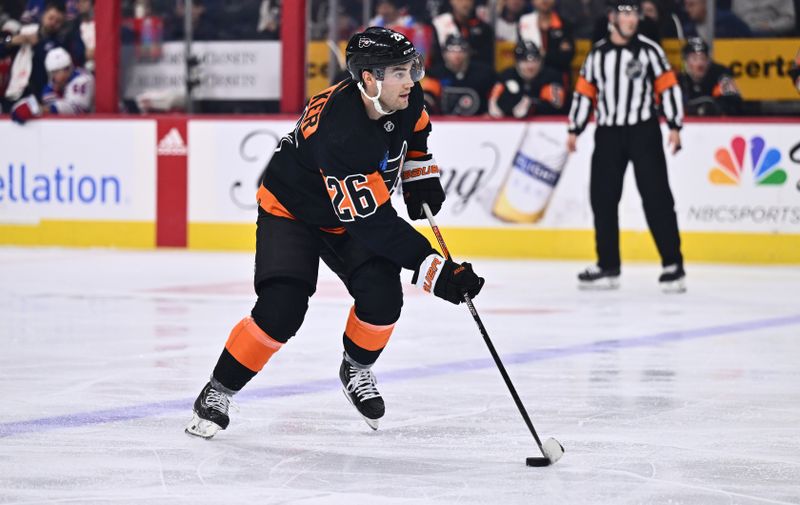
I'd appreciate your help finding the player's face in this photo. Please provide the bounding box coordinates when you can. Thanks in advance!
[685,52,710,80]
[41,8,65,35]
[641,1,658,20]
[450,0,474,18]
[51,68,71,90]
[533,0,554,13]
[379,62,415,110]
[611,9,639,38]
[443,48,468,72]
[517,58,542,80]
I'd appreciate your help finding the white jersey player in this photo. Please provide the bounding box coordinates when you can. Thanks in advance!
[10,47,94,124]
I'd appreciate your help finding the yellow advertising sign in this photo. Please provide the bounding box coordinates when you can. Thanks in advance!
[714,38,800,101]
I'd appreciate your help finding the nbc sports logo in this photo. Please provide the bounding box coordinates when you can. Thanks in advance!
[709,136,786,186]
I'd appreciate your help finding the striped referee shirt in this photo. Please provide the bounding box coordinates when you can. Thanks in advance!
[568,34,683,134]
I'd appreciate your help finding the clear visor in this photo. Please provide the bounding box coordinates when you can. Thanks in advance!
[377,54,425,84]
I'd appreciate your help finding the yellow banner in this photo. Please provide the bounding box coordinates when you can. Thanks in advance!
[714,38,800,101]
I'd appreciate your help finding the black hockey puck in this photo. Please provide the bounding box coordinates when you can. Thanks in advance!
[526,457,551,467]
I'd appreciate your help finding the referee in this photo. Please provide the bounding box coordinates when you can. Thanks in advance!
[567,0,686,293]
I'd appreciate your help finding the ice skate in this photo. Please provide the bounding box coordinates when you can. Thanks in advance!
[340,355,384,430]
[659,264,686,293]
[185,382,231,439]
[578,265,620,290]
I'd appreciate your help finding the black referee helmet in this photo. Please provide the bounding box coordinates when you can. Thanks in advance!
[345,27,425,82]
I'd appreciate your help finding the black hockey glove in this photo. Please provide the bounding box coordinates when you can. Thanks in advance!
[401,158,445,220]
[413,253,485,305]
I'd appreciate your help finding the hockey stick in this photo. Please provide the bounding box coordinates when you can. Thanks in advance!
[421,202,564,467]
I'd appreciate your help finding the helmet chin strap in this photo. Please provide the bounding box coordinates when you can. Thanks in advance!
[358,80,395,116]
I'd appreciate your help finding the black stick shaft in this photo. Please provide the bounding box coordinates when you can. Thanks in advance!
[422,204,546,454]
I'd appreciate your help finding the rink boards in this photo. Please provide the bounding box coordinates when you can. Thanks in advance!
[1,116,799,263]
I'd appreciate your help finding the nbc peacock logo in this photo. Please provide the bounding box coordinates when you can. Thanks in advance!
[709,136,787,186]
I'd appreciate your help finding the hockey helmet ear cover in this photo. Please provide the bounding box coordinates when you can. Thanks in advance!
[346,27,425,82]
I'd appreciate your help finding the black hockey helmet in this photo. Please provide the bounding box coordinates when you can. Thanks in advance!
[682,37,710,58]
[607,0,640,11]
[443,33,470,52]
[346,26,425,82]
[515,39,543,61]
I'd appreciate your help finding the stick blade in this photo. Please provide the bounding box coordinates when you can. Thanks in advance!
[526,438,565,467]
[526,457,551,467]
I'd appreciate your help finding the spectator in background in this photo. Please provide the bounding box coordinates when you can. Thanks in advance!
[495,0,530,41]
[66,0,93,71]
[10,46,94,123]
[367,1,434,65]
[731,0,796,37]
[518,0,575,86]
[1,17,22,112]
[488,38,566,117]
[683,0,751,40]
[559,0,606,38]
[430,0,495,68]
[370,0,414,27]
[257,0,281,39]
[2,2,82,102]
[678,37,742,116]
[423,33,496,115]
[641,0,683,38]
[164,0,218,41]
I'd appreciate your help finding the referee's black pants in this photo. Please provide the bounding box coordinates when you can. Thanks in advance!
[590,119,683,270]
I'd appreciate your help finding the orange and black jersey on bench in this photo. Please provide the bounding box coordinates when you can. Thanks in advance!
[260,79,435,271]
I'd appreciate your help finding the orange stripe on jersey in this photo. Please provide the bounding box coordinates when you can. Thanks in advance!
[364,171,390,206]
[257,184,295,219]
[414,108,430,132]
[575,76,597,100]
[225,316,283,372]
[407,150,428,159]
[540,84,564,105]
[320,226,347,234]
[654,71,678,94]
[344,305,395,351]
[711,83,723,97]
[490,83,504,100]
[421,77,442,98]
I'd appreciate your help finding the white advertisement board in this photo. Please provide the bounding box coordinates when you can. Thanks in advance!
[188,119,296,223]
[122,41,282,101]
[0,120,157,224]
[187,119,800,234]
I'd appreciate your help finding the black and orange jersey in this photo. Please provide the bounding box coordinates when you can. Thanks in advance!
[422,61,497,116]
[679,62,742,116]
[259,79,434,271]
[488,66,567,118]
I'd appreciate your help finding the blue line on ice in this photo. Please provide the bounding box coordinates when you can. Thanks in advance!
[2,313,798,438]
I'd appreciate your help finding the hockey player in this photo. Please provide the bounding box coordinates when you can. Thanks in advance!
[678,37,742,116]
[422,34,496,116]
[488,39,567,118]
[10,47,94,124]
[186,27,485,438]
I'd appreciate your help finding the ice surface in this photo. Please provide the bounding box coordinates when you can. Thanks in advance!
[1,248,799,504]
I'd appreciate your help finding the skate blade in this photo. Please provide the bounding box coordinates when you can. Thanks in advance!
[342,388,380,431]
[578,277,620,290]
[185,412,222,439]
[661,278,686,294]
